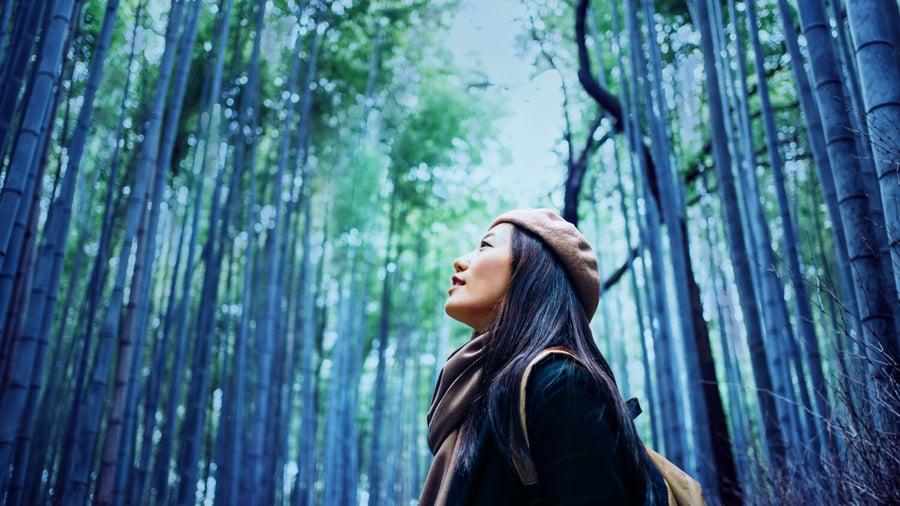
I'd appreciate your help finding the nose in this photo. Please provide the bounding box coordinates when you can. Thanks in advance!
[453,253,471,273]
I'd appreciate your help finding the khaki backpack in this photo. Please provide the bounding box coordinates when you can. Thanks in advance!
[511,346,706,506]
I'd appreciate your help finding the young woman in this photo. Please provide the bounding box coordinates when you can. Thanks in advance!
[420,208,671,505]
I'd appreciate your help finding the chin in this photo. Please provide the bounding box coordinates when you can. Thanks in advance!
[444,297,461,320]
[444,298,472,328]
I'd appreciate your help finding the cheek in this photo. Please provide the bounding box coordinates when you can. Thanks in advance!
[469,254,510,301]
[444,250,511,325]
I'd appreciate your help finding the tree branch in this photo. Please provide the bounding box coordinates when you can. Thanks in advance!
[574,0,663,217]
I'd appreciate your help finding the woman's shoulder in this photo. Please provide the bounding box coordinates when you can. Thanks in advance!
[527,352,582,388]
[525,352,615,411]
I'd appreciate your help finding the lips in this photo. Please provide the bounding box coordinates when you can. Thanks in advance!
[448,275,465,295]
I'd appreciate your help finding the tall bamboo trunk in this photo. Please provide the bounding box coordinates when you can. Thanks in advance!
[366,194,398,506]
[745,0,834,462]
[147,0,231,501]
[844,0,900,302]
[291,19,324,506]
[57,1,185,502]
[585,12,656,441]
[0,1,43,165]
[0,0,75,270]
[0,0,90,493]
[724,0,807,465]
[604,0,687,467]
[632,0,742,498]
[700,176,753,493]
[53,0,142,494]
[322,257,356,506]
[2,77,59,503]
[688,0,787,470]
[793,0,899,428]
[95,3,200,503]
[172,0,262,501]
[250,0,307,499]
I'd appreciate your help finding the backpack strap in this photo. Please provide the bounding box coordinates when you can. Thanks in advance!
[645,447,705,505]
[512,347,703,505]
[511,346,584,486]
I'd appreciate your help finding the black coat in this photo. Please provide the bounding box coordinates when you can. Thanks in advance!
[442,354,668,505]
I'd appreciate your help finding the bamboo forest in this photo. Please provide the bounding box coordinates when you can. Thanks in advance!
[0,0,898,503]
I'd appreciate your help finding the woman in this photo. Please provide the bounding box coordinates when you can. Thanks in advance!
[420,208,671,505]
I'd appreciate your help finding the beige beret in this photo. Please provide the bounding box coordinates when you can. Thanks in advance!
[490,208,600,319]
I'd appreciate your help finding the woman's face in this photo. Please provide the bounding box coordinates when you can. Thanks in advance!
[444,223,514,331]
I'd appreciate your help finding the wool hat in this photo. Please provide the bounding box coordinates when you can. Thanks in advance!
[490,208,600,319]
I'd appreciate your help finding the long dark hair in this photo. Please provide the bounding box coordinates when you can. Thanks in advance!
[454,225,650,502]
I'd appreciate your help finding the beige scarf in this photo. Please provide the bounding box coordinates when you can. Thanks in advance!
[419,332,489,505]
